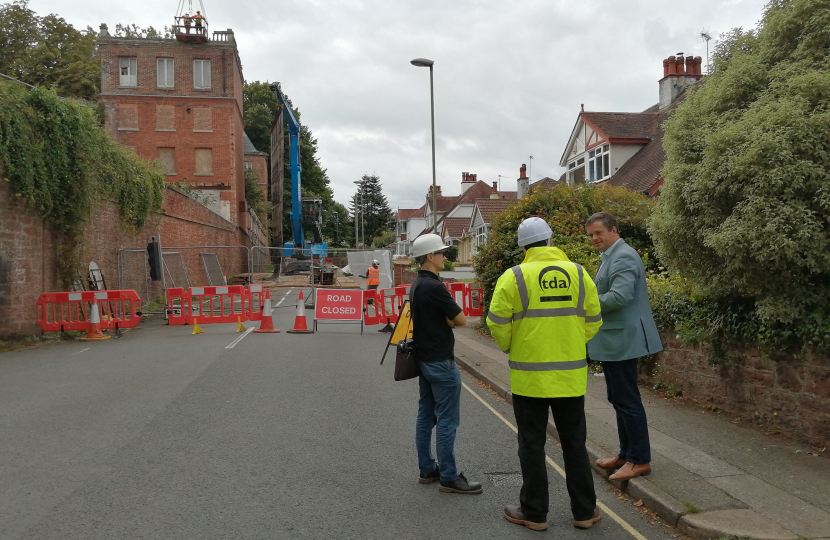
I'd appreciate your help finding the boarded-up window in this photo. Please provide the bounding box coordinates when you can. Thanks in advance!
[193,107,212,132]
[157,148,176,175]
[118,104,138,130]
[193,59,211,89]
[195,148,213,175]
[156,105,175,131]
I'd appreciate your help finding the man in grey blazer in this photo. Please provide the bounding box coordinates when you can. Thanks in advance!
[585,212,663,481]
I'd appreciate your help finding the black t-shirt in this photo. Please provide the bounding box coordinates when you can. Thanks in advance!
[410,270,463,363]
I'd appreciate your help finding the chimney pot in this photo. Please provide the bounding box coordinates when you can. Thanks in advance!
[667,56,677,75]
[492,181,498,191]
[663,59,669,77]
[694,56,703,75]
[520,164,527,179]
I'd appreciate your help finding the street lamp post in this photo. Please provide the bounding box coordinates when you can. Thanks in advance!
[353,180,360,248]
[410,57,437,231]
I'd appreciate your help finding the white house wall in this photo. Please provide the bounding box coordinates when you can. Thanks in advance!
[446,205,474,219]
[609,144,645,176]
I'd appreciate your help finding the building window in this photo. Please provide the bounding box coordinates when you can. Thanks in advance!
[244,161,253,170]
[157,148,176,175]
[157,58,174,88]
[587,144,610,182]
[193,59,211,89]
[476,225,489,248]
[194,148,213,175]
[117,104,138,131]
[155,105,175,131]
[119,57,137,87]
[192,107,212,132]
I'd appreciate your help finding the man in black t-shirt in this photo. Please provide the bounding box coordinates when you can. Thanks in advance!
[409,234,482,495]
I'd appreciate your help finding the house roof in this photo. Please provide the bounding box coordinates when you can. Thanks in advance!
[397,207,423,221]
[243,131,265,155]
[580,112,659,141]
[529,176,563,191]
[473,198,513,222]
[441,217,469,238]
[429,195,460,213]
[496,191,517,200]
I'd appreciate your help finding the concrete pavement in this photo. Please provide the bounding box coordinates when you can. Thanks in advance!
[453,319,830,540]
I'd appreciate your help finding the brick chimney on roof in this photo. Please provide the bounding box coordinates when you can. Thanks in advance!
[518,163,529,200]
[461,171,477,194]
[659,53,703,110]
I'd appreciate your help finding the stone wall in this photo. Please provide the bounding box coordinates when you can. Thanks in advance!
[0,181,253,338]
[642,335,830,448]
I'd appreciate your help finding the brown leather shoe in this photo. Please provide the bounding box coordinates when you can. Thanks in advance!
[573,508,601,529]
[504,505,548,531]
[609,462,651,481]
[595,456,626,470]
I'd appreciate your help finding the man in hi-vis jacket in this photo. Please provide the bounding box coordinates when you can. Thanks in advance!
[488,217,603,532]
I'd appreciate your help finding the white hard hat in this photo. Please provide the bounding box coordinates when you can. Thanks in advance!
[517,217,552,247]
[372,259,379,265]
[411,234,448,258]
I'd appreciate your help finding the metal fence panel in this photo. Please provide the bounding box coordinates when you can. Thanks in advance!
[200,253,225,285]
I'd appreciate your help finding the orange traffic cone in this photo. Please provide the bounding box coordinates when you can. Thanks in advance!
[79,297,112,341]
[286,290,313,334]
[254,288,280,333]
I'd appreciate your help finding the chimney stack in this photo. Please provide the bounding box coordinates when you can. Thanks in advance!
[518,163,529,199]
[659,53,704,110]
[461,171,477,194]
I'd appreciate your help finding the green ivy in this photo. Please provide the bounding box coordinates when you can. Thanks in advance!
[0,83,165,286]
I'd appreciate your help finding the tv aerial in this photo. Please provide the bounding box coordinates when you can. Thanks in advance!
[697,27,712,74]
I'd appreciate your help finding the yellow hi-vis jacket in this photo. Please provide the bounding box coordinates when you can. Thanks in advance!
[487,247,602,398]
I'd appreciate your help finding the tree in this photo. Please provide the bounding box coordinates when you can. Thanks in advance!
[242,81,280,153]
[350,174,392,247]
[322,201,353,247]
[650,0,830,323]
[0,1,99,101]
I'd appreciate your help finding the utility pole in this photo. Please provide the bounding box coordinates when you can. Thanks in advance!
[529,155,534,181]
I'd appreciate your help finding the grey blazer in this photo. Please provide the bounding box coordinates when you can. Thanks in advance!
[586,239,663,361]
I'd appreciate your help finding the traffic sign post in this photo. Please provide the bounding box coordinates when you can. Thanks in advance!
[313,289,364,333]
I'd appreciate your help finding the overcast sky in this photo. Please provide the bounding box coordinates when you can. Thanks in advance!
[29,0,767,210]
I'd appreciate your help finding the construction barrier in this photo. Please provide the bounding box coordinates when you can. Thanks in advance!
[247,284,264,322]
[182,285,248,325]
[166,287,188,325]
[362,289,381,325]
[447,282,468,315]
[36,290,142,333]
[377,287,403,326]
[466,283,484,316]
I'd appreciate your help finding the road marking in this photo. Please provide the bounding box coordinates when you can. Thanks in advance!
[276,289,293,307]
[70,348,90,356]
[225,327,254,349]
[461,382,648,540]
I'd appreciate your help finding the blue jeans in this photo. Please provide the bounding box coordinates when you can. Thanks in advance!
[416,359,461,481]
[601,358,651,464]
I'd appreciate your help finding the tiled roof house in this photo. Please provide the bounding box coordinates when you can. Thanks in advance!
[559,54,704,196]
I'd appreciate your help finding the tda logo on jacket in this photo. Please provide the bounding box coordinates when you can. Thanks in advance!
[538,266,572,302]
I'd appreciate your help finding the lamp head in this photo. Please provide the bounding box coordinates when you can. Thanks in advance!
[410,58,434,67]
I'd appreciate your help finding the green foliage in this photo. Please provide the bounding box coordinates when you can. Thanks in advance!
[444,245,459,262]
[351,174,393,244]
[242,81,280,154]
[443,259,454,271]
[0,84,165,286]
[0,0,100,101]
[651,0,830,325]
[322,201,353,247]
[244,167,269,220]
[473,183,653,308]
[372,229,395,249]
[112,23,173,39]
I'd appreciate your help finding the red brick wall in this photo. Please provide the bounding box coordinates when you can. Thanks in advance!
[642,336,830,448]
[0,181,252,338]
[99,36,246,226]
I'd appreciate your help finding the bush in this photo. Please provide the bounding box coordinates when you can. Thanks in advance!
[444,245,459,262]
[650,0,830,324]
[473,183,653,309]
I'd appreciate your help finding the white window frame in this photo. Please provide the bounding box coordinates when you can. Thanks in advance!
[193,59,211,89]
[587,144,610,183]
[157,58,174,88]
[475,225,489,248]
[119,57,137,87]
[244,161,253,170]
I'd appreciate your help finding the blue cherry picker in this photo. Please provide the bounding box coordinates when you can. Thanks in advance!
[270,82,328,274]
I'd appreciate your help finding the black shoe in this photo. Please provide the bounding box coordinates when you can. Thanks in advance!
[438,472,483,494]
[419,467,440,484]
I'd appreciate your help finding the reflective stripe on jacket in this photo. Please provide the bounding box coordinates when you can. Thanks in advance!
[486,246,602,398]
[367,266,380,285]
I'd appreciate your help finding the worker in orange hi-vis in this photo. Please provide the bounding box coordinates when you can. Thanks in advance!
[192,11,205,33]
[182,13,191,33]
[366,259,381,292]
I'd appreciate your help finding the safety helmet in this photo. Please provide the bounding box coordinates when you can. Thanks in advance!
[517,217,552,247]
[411,234,448,258]
[372,259,379,265]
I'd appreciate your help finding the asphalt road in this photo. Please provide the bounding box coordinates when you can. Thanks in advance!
[0,287,678,539]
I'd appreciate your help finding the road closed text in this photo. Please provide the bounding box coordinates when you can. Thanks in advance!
[315,290,363,320]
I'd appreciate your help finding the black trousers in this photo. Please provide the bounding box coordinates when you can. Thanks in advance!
[512,393,596,523]
[601,358,651,464]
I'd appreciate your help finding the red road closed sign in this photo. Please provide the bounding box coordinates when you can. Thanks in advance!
[314,289,363,321]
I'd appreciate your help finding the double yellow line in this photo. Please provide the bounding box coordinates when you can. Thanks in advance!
[462,382,648,540]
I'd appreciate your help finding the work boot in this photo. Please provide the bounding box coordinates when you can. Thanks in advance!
[573,508,601,529]
[418,467,440,484]
[438,472,483,494]
[504,505,548,531]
